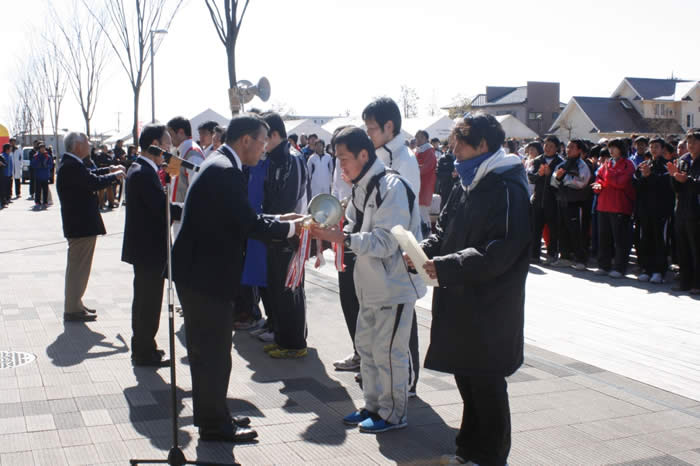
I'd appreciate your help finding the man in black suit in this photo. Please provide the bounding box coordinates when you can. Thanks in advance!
[121,124,181,367]
[56,132,125,322]
[172,114,302,443]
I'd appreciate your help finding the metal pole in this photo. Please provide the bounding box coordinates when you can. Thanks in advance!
[150,31,155,123]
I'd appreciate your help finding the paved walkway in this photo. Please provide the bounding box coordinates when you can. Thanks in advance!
[0,186,698,465]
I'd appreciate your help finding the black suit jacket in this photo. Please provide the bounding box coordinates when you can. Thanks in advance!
[172,147,291,301]
[56,154,117,238]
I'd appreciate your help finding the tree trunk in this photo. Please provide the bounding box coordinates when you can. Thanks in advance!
[227,38,237,89]
[132,86,141,145]
[84,110,90,142]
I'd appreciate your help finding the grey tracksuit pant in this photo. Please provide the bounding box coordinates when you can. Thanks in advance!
[355,301,416,425]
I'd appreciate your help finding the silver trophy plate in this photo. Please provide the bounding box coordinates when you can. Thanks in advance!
[308,193,343,227]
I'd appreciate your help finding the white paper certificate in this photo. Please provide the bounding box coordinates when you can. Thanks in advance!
[390,225,439,287]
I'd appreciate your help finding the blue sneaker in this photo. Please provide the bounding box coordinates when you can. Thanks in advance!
[358,416,407,433]
[342,409,373,426]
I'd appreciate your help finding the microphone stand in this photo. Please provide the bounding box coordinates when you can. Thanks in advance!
[130,172,237,466]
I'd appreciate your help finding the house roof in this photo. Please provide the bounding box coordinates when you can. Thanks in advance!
[623,77,693,100]
[569,97,684,134]
[472,87,527,107]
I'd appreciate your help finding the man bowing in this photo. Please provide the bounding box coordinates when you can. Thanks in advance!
[172,114,302,443]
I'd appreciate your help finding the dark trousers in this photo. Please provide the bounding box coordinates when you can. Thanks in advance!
[14,178,21,197]
[35,180,49,205]
[0,176,6,205]
[598,212,632,273]
[638,215,670,275]
[455,375,511,466]
[338,250,359,352]
[29,168,35,196]
[131,264,164,358]
[581,198,593,258]
[5,177,13,202]
[532,205,558,259]
[177,283,234,428]
[676,217,700,290]
[234,285,262,321]
[267,243,307,350]
[558,201,586,263]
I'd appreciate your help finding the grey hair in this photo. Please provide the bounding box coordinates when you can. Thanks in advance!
[64,132,88,153]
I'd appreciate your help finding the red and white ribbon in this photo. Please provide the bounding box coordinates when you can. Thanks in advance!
[332,218,345,272]
[285,225,311,289]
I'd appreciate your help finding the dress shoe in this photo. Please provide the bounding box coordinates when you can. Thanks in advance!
[232,416,250,427]
[199,424,258,443]
[63,311,97,322]
[132,351,169,367]
[82,307,97,314]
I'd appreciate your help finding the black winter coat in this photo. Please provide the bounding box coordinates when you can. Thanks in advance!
[672,153,700,221]
[634,157,675,219]
[421,159,531,377]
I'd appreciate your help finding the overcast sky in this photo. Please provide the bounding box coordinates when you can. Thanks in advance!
[3,0,700,137]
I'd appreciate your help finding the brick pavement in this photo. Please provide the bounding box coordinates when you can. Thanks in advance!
[0,187,699,465]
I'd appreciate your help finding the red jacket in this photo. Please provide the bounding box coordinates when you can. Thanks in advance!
[415,146,437,206]
[595,157,636,215]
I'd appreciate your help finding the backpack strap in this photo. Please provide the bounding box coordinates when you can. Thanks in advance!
[352,169,416,233]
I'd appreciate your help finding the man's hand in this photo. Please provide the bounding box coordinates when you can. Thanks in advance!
[542,164,552,176]
[639,163,651,178]
[113,170,126,181]
[403,253,415,270]
[164,157,182,177]
[592,182,602,193]
[674,172,688,183]
[309,224,344,243]
[423,260,437,280]
[666,162,678,176]
[555,167,565,179]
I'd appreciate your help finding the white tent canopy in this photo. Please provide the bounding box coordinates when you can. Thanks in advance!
[322,117,413,141]
[495,115,539,139]
[285,119,332,143]
[402,115,454,141]
[189,108,230,137]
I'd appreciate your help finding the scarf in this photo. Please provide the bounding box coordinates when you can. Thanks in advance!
[454,151,493,188]
[417,142,432,153]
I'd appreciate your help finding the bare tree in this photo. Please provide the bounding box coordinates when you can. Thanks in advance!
[38,28,68,154]
[85,0,184,142]
[560,118,575,140]
[446,94,472,120]
[398,85,419,119]
[204,0,251,115]
[54,1,109,139]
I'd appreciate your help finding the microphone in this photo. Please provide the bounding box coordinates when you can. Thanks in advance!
[147,145,200,172]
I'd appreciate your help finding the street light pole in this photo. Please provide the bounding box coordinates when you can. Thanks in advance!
[150,29,168,123]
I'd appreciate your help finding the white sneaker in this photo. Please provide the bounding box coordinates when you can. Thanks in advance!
[638,273,650,282]
[408,389,417,398]
[594,268,608,275]
[551,259,573,268]
[650,273,664,284]
[609,270,623,279]
[257,331,275,342]
[542,256,556,265]
[333,352,361,371]
[572,262,586,271]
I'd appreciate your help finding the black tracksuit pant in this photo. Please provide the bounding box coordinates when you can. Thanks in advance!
[675,217,700,290]
[558,201,586,263]
[638,215,670,275]
[598,212,632,274]
[455,375,511,466]
[267,242,307,350]
[532,204,558,260]
[131,264,164,359]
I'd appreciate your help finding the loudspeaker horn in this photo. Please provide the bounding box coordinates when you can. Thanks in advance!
[236,77,271,104]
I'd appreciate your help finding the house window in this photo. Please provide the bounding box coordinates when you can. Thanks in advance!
[654,104,666,116]
[688,114,695,128]
[528,112,543,120]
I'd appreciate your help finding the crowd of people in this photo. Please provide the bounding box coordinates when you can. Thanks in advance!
[8,92,698,465]
[516,132,700,294]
